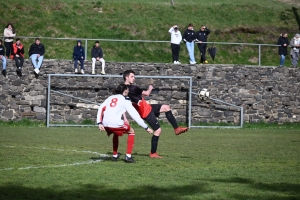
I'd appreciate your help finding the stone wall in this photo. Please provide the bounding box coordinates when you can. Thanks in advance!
[0,59,299,125]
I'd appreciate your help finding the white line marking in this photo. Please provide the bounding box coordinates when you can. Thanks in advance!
[0,145,109,171]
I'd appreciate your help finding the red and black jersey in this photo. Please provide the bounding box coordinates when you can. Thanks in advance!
[127,85,143,103]
[127,84,152,118]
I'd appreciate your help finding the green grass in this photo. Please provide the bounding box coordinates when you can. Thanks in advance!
[0,125,299,199]
[1,0,300,65]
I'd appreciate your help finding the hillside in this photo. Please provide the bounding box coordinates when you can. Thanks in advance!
[1,0,300,66]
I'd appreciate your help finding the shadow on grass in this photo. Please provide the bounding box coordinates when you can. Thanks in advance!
[0,183,211,200]
[209,177,300,200]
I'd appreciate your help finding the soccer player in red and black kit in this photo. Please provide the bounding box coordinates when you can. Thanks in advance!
[123,70,188,158]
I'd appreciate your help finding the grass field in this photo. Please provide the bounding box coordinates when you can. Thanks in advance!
[0,125,299,200]
[1,0,300,65]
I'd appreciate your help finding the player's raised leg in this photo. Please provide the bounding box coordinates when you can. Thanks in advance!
[160,104,189,135]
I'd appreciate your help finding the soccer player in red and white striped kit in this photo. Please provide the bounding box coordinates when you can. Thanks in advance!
[97,84,153,163]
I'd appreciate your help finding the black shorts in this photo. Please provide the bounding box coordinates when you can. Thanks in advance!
[151,104,162,118]
[144,104,162,131]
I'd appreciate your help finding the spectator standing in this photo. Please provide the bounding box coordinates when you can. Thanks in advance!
[12,38,25,73]
[73,40,85,74]
[168,25,182,64]
[91,41,105,75]
[3,23,16,59]
[0,39,7,77]
[182,23,196,64]
[195,25,211,64]
[29,38,45,75]
[290,33,300,67]
[277,32,289,67]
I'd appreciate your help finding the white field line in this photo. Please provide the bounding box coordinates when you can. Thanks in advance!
[0,145,109,171]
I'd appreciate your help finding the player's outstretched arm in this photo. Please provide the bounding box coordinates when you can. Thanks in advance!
[125,101,149,130]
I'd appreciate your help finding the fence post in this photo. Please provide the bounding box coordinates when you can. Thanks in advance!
[85,39,88,60]
[258,44,261,66]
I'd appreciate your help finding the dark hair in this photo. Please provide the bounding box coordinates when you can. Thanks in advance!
[35,38,40,41]
[5,23,15,34]
[95,41,99,44]
[188,23,193,27]
[16,38,20,41]
[113,84,128,95]
[0,39,2,43]
[123,70,135,81]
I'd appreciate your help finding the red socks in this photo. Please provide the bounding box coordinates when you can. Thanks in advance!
[126,133,135,155]
[112,134,119,155]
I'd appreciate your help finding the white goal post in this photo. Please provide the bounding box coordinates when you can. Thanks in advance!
[46,74,243,128]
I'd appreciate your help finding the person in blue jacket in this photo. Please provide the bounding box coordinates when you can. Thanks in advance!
[73,40,85,74]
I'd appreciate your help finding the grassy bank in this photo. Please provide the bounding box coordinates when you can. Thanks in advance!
[1,0,300,65]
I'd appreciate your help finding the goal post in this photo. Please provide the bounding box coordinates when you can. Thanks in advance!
[47,74,243,128]
[46,74,193,128]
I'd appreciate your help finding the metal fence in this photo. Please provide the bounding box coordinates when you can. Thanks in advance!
[2,36,280,66]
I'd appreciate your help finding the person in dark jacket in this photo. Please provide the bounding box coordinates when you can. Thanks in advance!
[29,38,45,75]
[195,25,211,64]
[73,40,85,74]
[182,23,196,64]
[91,41,105,75]
[277,32,289,67]
[0,39,7,76]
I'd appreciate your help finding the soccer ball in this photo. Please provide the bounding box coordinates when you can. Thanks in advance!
[198,88,210,101]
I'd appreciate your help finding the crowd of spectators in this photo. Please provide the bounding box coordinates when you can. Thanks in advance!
[1,23,299,78]
[169,23,210,65]
[1,23,106,77]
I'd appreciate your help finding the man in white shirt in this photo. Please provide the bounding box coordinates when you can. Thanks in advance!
[169,25,182,64]
[97,84,153,163]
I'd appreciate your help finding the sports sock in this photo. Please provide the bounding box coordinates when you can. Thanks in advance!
[126,133,135,155]
[112,134,119,155]
[126,154,131,158]
[165,110,178,129]
[151,135,159,154]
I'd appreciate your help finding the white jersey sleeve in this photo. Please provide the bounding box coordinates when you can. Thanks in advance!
[96,98,109,124]
[123,99,148,129]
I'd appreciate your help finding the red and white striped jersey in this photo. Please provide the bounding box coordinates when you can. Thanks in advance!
[97,94,148,129]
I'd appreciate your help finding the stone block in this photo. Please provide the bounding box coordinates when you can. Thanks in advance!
[2,110,13,119]
[34,106,46,113]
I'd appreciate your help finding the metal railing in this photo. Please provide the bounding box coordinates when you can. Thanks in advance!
[2,36,280,66]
